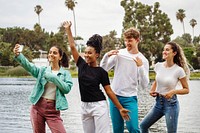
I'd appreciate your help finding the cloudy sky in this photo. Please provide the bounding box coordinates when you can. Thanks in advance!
[0,0,199,41]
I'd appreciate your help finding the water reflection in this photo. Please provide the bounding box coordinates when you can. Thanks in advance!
[0,78,199,133]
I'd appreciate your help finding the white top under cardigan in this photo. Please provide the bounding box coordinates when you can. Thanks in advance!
[100,48,149,97]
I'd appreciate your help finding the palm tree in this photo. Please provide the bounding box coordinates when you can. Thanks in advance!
[65,0,77,38]
[34,5,43,25]
[176,9,186,34]
[189,19,197,39]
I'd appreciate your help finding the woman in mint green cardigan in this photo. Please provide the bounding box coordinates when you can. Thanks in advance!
[13,44,73,133]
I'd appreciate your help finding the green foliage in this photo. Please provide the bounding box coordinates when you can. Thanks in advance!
[5,66,30,77]
[196,45,200,57]
[0,25,71,66]
[0,42,14,66]
[108,70,114,77]
[0,66,8,76]
[69,70,78,78]
[182,33,192,44]
[183,47,195,61]
[0,0,199,70]
[0,41,35,66]
[173,35,200,69]
[101,30,121,60]
[190,72,200,80]
[1,66,200,80]
[193,36,200,45]
[173,36,189,47]
[120,0,173,62]
[1,26,49,51]
[191,56,200,69]
[149,71,156,80]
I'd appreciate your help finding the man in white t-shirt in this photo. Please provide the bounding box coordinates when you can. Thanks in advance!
[100,27,149,133]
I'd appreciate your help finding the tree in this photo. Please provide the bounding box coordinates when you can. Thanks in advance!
[0,42,34,66]
[65,0,77,38]
[193,36,200,45]
[182,33,192,44]
[101,30,120,60]
[189,19,197,39]
[120,0,173,62]
[34,5,43,25]
[176,9,186,34]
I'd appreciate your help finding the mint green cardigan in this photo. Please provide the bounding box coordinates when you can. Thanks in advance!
[15,54,73,110]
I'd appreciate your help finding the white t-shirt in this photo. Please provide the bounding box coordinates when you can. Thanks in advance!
[155,62,186,95]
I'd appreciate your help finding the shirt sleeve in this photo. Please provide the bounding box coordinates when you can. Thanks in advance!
[44,70,73,94]
[76,56,86,69]
[138,58,149,90]
[14,53,40,78]
[178,67,186,79]
[100,53,117,71]
[101,69,110,87]
[154,62,159,73]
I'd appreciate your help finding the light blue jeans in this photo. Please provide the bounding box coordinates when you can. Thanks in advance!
[140,95,179,133]
[109,95,140,133]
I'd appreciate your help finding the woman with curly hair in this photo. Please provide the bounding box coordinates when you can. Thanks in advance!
[140,42,190,133]
[63,21,130,133]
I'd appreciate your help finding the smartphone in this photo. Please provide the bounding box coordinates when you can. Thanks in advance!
[18,45,24,52]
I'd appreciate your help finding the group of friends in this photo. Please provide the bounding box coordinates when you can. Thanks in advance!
[13,21,189,133]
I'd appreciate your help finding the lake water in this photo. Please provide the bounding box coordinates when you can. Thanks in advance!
[0,78,199,133]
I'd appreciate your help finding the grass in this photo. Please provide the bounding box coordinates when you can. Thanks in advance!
[0,66,200,80]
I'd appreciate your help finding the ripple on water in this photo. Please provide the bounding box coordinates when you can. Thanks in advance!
[0,78,200,133]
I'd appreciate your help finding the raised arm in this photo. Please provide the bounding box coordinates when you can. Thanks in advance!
[100,50,118,71]
[63,21,79,63]
[13,44,40,78]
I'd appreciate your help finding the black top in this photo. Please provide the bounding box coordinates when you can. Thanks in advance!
[77,56,110,102]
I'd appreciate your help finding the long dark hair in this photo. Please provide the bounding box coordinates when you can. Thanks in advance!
[52,46,69,68]
[86,34,102,54]
[167,42,190,79]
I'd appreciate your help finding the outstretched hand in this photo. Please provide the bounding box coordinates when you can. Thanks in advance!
[119,108,130,121]
[107,50,119,57]
[63,21,72,30]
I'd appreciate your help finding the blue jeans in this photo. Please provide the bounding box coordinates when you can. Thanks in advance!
[140,95,179,133]
[109,95,140,133]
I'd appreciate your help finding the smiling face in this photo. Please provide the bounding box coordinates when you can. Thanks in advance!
[48,46,62,65]
[84,46,99,66]
[162,44,177,60]
[124,37,138,52]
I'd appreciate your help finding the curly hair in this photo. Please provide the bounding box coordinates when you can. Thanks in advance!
[86,34,102,54]
[167,42,190,79]
[123,27,140,39]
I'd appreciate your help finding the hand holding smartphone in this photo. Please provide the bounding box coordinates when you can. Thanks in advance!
[18,44,24,52]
